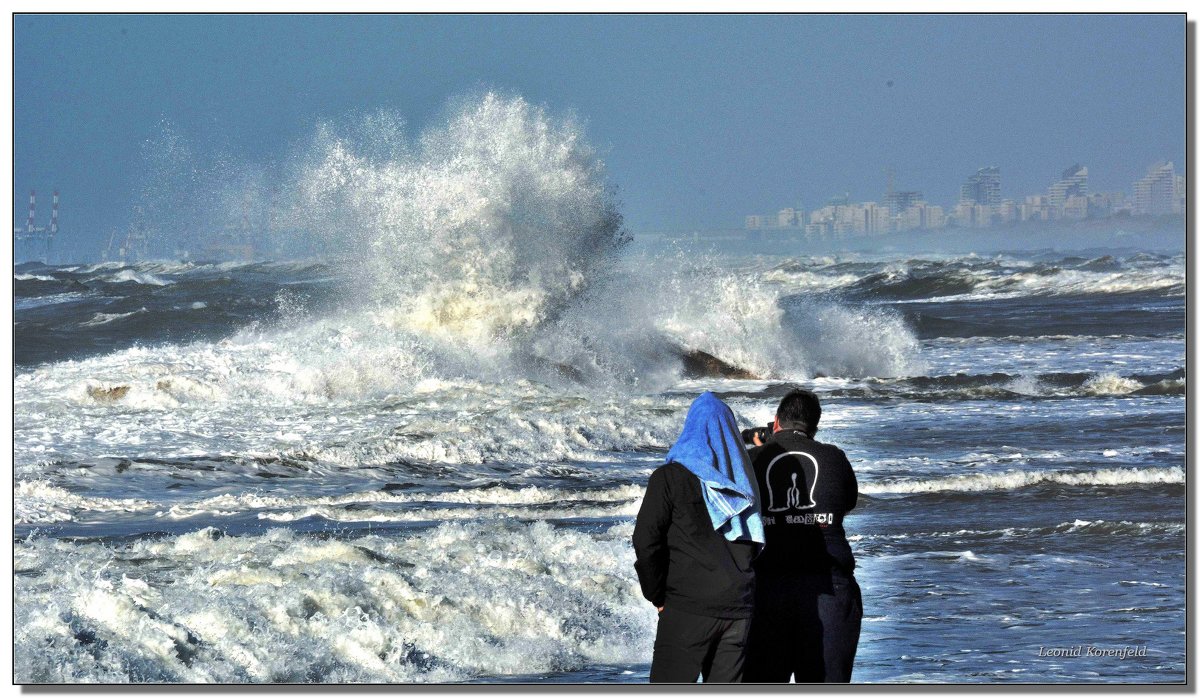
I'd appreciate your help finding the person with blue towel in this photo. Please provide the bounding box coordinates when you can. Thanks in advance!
[632,391,765,683]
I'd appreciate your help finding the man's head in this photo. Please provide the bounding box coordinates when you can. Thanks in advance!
[774,388,821,437]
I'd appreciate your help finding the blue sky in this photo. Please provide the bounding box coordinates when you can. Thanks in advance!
[14,14,1185,258]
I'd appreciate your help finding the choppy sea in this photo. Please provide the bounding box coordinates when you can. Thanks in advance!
[13,243,1185,683]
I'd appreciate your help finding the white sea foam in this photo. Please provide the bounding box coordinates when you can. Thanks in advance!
[14,521,655,682]
[14,481,158,523]
[14,348,696,475]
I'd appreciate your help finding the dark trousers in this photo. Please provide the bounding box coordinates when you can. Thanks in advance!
[744,571,863,683]
[650,607,752,683]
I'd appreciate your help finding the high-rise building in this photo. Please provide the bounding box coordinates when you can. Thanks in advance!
[848,206,866,235]
[1020,194,1051,222]
[895,206,921,232]
[925,205,946,229]
[889,201,947,232]
[1133,161,1176,216]
[1048,165,1088,208]
[998,199,1018,223]
[776,208,803,228]
[805,221,830,240]
[951,201,984,227]
[960,167,1001,207]
[884,190,923,215]
[861,202,891,235]
[1063,195,1089,220]
[1087,191,1126,217]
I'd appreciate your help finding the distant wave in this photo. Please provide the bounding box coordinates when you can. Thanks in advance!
[103,269,172,286]
[824,368,1185,401]
[80,308,149,327]
[860,465,1183,496]
[14,292,91,312]
[848,518,1185,541]
[763,253,1183,302]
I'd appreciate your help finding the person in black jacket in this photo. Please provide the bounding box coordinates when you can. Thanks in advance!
[632,391,765,683]
[743,388,862,683]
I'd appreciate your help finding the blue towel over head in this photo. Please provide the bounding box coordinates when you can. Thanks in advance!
[665,392,765,545]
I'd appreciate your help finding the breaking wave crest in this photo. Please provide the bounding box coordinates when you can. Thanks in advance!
[764,254,1184,301]
[15,480,647,526]
[823,368,1186,401]
[860,465,1184,496]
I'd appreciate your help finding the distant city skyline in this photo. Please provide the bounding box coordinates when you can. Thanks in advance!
[742,157,1185,239]
[14,14,1185,260]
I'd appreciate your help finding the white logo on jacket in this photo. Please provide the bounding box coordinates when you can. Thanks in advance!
[765,451,819,512]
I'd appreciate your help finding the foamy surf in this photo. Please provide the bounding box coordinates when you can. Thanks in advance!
[15,521,653,683]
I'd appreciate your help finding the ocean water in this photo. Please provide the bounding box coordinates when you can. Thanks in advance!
[11,96,1185,684]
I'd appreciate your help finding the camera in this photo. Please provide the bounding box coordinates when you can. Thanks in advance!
[740,425,773,445]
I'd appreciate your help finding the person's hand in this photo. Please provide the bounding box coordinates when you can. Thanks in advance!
[752,433,764,447]
[657,606,664,613]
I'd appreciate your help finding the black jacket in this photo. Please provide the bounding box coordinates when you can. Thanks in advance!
[631,462,758,619]
[748,429,858,576]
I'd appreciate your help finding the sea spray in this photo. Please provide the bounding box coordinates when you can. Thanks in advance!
[25,96,924,396]
[780,298,925,378]
[296,93,629,345]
